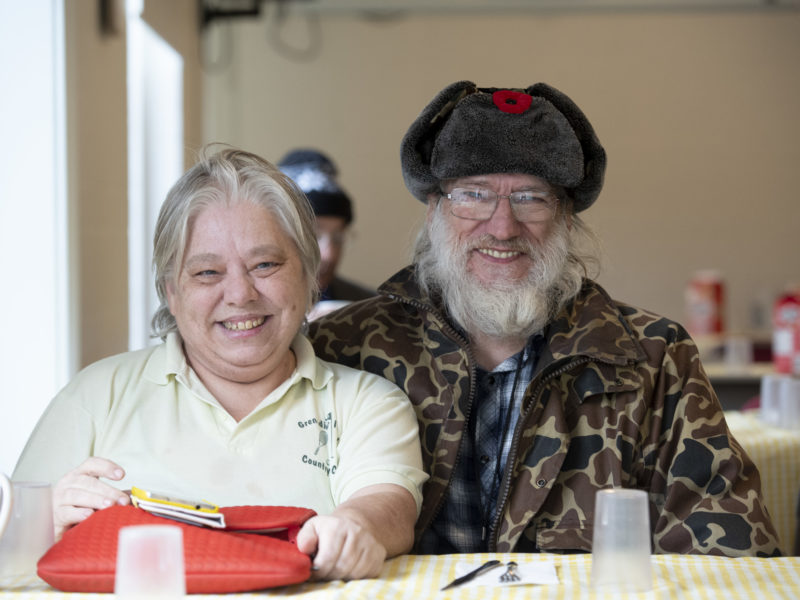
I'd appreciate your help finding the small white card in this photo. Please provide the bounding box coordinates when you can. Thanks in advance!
[454,559,559,588]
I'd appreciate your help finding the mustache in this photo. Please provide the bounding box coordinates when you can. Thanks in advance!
[467,235,537,256]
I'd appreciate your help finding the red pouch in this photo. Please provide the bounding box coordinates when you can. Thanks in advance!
[37,504,316,594]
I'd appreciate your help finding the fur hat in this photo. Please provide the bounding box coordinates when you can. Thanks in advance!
[278,149,353,224]
[400,81,606,212]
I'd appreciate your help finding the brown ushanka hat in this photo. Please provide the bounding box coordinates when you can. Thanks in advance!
[400,80,606,212]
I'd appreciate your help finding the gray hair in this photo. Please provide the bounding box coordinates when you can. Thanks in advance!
[151,146,320,339]
[412,199,602,337]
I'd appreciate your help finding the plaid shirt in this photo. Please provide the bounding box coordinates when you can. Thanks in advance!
[417,335,542,553]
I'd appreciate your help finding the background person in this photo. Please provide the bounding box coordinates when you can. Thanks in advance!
[14,147,427,580]
[308,81,781,557]
[277,149,375,320]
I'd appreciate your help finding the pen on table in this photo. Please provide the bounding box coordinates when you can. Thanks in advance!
[440,559,502,591]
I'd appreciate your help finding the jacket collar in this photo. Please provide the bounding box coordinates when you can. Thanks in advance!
[378,265,647,369]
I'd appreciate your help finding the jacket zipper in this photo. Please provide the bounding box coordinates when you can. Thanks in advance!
[487,355,593,551]
[388,294,480,547]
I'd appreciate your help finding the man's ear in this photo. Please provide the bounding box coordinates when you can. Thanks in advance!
[425,193,439,224]
[558,194,574,230]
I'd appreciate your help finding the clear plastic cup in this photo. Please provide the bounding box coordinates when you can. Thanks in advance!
[0,477,54,586]
[591,488,653,592]
[778,376,800,429]
[115,525,185,597]
[724,336,753,371]
[760,374,786,426]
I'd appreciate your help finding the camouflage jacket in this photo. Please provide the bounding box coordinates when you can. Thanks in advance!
[308,266,781,557]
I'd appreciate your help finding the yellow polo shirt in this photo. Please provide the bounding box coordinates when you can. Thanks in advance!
[13,333,427,515]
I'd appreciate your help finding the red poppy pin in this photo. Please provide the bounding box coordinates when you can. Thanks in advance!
[492,90,532,114]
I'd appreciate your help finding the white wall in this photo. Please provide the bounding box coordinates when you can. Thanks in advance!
[202,8,800,338]
[0,0,70,475]
[127,5,185,351]
[0,0,204,475]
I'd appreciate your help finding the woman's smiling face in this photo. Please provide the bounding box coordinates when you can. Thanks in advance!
[166,201,308,386]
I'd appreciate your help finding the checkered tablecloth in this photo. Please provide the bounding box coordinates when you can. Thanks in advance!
[2,553,799,599]
[725,409,800,554]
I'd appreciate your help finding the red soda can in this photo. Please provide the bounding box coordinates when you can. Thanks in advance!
[773,290,800,375]
[685,270,725,337]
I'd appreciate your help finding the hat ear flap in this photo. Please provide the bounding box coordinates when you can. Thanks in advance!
[401,80,477,204]
[527,83,606,212]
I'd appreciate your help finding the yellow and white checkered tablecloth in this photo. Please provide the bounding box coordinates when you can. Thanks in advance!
[2,553,799,599]
[725,410,800,554]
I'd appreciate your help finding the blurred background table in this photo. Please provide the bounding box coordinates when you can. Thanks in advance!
[2,553,799,599]
[705,361,773,410]
[726,410,800,554]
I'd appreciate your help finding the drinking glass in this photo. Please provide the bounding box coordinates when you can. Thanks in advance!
[760,374,785,426]
[778,376,800,429]
[0,473,54,586]
[591,488,653,592]
[115,524,185,597]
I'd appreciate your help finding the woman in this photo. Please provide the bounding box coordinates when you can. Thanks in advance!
[13,147,427,580]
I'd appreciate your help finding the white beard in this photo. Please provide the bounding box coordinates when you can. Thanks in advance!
[416,209,581,340]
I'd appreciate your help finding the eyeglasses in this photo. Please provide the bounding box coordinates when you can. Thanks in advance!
[441,187,558,223]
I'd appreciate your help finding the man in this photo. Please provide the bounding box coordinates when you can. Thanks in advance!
[308,81,781,557]
[278,149,375,309]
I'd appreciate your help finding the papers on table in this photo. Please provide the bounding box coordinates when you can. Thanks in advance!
[453,559,559,588]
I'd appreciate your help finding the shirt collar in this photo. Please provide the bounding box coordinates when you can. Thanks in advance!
[293,331,335,390]
[494,333,543,373]
[141,332,182,385]
[144,330,334,392]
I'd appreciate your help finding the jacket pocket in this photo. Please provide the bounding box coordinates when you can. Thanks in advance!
[534,519,593,553]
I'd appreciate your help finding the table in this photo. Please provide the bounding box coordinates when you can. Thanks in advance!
[726,410,800,554]
[705,362,773,410]
[1,553,799,599]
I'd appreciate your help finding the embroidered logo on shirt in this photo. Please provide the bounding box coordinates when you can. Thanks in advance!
[298,412,338,475]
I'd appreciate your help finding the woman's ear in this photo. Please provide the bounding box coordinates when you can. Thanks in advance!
[165,279,177,313]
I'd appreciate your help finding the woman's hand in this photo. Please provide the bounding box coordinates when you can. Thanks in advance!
[52,457,130,539]
[296,514,387,581]
[295,483,417,581]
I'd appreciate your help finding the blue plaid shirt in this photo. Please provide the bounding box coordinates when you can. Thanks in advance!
[418,335,542,553]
